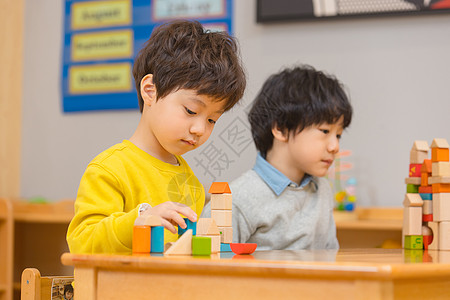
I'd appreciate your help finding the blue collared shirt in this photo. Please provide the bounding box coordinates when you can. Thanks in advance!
[253,152,314,196]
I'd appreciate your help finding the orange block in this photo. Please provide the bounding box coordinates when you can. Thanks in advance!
[208,182,231,194]
[432,183,450,193]
[421,159,432,174]
[132,225,151,254]
[419,186,432,193]
[421,173,429,187]
[432,148,449,162]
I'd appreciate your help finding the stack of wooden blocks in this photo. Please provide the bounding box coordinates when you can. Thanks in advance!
[209,182,233,251]
[403,138,450,250]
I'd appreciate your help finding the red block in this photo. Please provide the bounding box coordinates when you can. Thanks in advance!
[422,214,433,222]
[419,186,432,193]
[230,243,257,255]
[409,164,422,177]
[423,235,433,250]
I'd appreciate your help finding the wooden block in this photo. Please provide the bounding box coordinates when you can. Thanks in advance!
[431,138,450,149]
[197,218,220,236]
[421,173,429,186]
[421,159,432,174]
[428,221,439,250]
[164,229,192,256]
[406,184,419,193]
[134,214,162,226]
[422,199,433,215]
[404,235,423,250]
[218,226,233,243]
[403,193,423,207]
[211,210,232,227]
[403,207,422,235]
[209,235,221,253]
[418,185,432,193]
[178,218,196,236]
[164,242,173,252]
[410,149,428,164]
[428,176,450,184]
[192,236,211,256]
[411,140,429,152]
[409,164,422,177]
[422,214,433,222]
[210,193,232,210]
[151,226,164,253]
[438,222,450,250]
[433,193,450,222]
[420,193,433,201]
[432,183,450,193]
[132,226,151,254]
[432,162,450,177]
[208,182,231,194]
[405,177,421,185]
[432,148,449,162]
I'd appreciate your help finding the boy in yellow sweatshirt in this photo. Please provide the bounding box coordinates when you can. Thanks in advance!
[67,20,246,253]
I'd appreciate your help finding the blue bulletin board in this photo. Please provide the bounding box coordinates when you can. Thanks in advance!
[62,0,233,112]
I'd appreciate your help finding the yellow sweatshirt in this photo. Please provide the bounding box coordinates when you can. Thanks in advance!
[67,140,205,254]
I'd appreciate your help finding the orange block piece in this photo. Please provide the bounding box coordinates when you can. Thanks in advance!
[419,186,432,193]
[423,214,433,222]
[132,225,151,254]
[432,183,450,193]
[421,159,432,174]
[432,148,449,162]
[208,182,231,194]
[421,173,429,187]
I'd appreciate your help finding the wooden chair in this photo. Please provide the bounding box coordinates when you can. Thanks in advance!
[21,268,73,300]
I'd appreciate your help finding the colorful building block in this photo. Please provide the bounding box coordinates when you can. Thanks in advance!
[211,210,232,227]
[218,226,233,244]
[409,164,422,177]
[431,138,449,162]
[151,226,164,253]
[210,193,233,210]
[208,182,231,194]
[164,229,193,256]
[404,235,423,250]
[192,236,212,256]
[178,218,197,236]
[432,162,450,177]
[433,193,450,222]
[406,184,419,193]
[132,225,151,254]
[197,218,220,236]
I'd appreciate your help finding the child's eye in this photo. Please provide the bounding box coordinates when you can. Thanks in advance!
[185,107,196,115]
[320,129,329,134]
[208,119,216,125]
[337,134,342,140]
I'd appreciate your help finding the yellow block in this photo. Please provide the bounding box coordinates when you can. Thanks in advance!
[72,29,133,61]
[71,0,131,30]
[69,63,132,94]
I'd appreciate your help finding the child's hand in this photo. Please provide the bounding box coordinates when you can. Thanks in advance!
[142,202,197,234]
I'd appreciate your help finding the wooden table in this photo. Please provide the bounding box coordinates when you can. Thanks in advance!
[61,248,450,300]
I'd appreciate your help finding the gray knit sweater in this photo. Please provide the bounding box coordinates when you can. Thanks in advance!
[202,170,339,250]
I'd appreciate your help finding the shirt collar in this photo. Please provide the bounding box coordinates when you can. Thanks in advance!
[253,153,316,196]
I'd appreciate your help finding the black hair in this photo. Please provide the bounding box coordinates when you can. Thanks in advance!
[248,65,352,156]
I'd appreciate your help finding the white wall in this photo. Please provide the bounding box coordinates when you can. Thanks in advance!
[21,0,450,207]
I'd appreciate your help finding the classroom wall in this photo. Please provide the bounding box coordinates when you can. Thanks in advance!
[21,0,450,207]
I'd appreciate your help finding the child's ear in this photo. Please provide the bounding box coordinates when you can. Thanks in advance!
[140,74,157,106]
[272,125,289,142]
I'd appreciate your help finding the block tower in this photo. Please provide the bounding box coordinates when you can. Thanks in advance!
[428,138,450,250]
[208,182,233,251]
[403,138,450,250]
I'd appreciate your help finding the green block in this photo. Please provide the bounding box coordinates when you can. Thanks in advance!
[406,184,419,193]
[404,235,423,250]
[192,236,211,256]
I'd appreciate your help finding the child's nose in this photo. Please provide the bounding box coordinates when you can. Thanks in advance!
[328,137,340,153]
[190,119,206,136]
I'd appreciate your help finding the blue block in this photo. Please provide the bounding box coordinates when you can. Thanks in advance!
[344,203,354,211]
[151,226,164,253]
[178,218,197,236]
[220,243,232,252]
[420,193,433,200]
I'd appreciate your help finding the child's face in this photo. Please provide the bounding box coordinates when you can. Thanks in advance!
[286,116,344,178]
[145,89,224,161]
[65,290,73,300]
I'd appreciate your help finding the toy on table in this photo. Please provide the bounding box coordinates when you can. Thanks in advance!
[403,138,450,251]
[230,243,257,255]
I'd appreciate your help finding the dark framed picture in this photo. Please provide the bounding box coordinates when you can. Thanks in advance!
[257,0,450,23]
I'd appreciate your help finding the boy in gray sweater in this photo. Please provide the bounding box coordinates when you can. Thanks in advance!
[203,65,353,250]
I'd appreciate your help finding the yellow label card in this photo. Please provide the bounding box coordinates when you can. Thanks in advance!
[71,0,131,30]
[72,30,133,61]
[69,63,132,94]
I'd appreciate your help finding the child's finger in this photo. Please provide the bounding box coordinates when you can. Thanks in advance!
[165,210,188,229]
[160,218,177,234]
[171,203,198,222]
